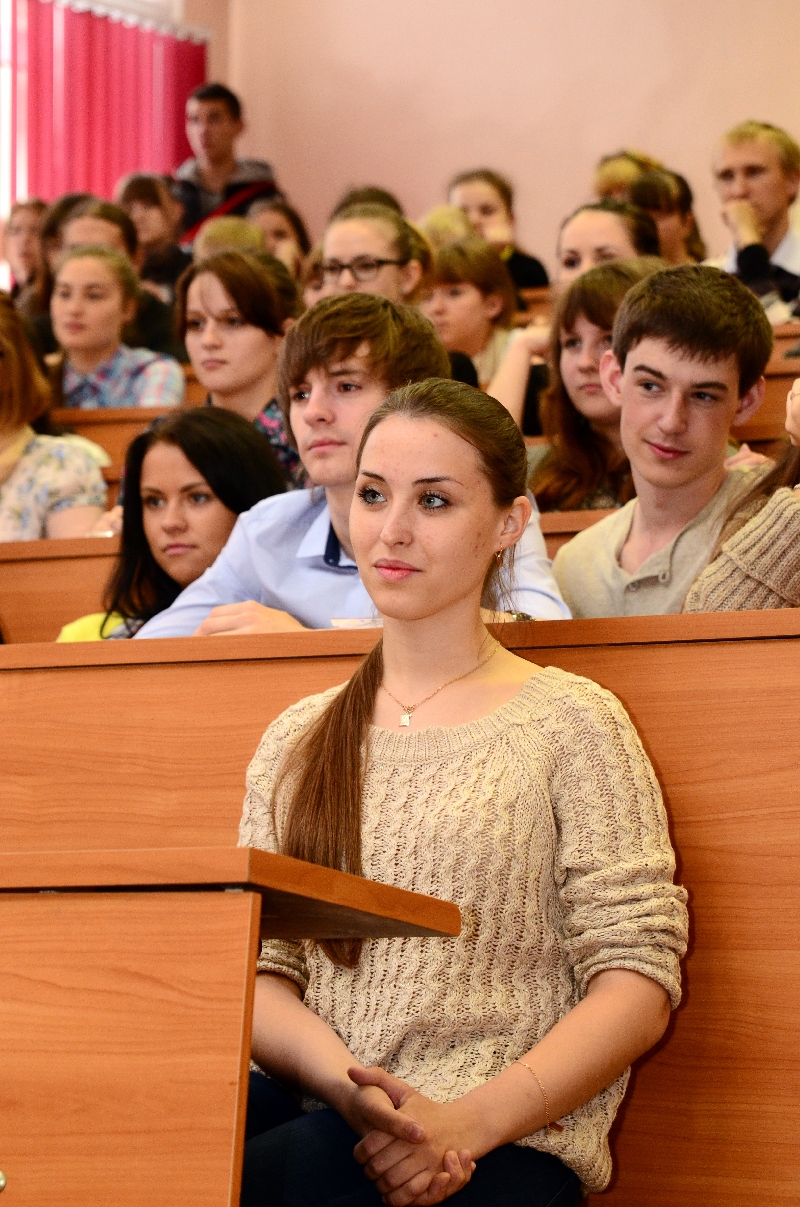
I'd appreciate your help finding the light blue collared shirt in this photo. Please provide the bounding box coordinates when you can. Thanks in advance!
[135,488,570,639]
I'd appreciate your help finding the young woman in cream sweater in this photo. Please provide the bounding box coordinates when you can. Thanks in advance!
[239,379,688,1207]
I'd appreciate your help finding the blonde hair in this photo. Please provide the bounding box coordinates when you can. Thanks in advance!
[194,216,266,262]
[594,150,664,199]
[416,205,475,250]
[722,120,800,177]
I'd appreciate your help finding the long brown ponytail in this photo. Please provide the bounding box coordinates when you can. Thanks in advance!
[273,379,528,965]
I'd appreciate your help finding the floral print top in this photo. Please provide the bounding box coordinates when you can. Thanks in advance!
[253,399,305,488]
[0,432,108,541]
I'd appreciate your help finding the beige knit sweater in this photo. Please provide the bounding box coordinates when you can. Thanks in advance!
[239,667,688,1192]
[683,487,800,612]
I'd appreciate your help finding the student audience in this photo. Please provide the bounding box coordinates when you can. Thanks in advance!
[58,408,285,640]
[528,258,663,511]
[0,297,107,540]
[178,250,304,485]
[553,266,773,618]
[134,292,568,638]
[247,198,311,278]
[115,174,192,302]
[419,237,517,387]
[448,168,549,292]
[4,198,47,318]
[193,215,266,261]
[593,150,664,201]
[173,83,279,237]
[628,170,707,264]
[557,200,660,283]
[711,120,800,318]
[50,246,184,410]
[239,377,687,1206]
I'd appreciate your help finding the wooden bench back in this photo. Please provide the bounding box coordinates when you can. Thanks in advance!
[1,611,798,1207]
[0,536,119,643]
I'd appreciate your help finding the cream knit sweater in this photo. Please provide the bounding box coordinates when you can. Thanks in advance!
[683,487,800,612]
[239,666,688,1192]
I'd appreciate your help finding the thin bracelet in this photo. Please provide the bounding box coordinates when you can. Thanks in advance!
[515,1061,564,1133]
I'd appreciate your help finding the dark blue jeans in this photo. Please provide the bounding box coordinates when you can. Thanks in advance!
[242,1072,581,1207]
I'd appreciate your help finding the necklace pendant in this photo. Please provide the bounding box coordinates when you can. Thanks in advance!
[399,713,411,727]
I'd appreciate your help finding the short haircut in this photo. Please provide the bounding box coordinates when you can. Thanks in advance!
[188,82,242,121]
[9,198,47,221]
[593,150,664,198]
[41,193,95,245]
[65,199,138,258]
[722,120,800,177]
[560,199,660,258]
[56,244,140,303]
[276,293,450,430]
[448,168,514,215]
[116,173,175,213]
[0,295,51,430]
[429,236,517,327]
[176,249,299,341]
[612,265,773,398]
[194,216,265,260]
[330,186,403,219]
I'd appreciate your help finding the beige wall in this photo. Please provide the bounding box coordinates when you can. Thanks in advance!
[181,0,229,82]
[224,0,800,275]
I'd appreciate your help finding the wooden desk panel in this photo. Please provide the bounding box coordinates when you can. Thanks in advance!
[0,536,118,644]
[1,614,799,1206]
[0,890,259,1207]
[538,509,614,557]
[51,407,175,468]
[736,359,794,443]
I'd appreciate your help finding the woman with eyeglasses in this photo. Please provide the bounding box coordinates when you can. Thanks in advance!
[319,203,431,305]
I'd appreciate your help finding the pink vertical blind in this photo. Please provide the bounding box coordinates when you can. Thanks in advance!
[7,0,206,202]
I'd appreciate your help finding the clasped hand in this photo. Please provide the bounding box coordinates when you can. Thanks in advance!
[347,1066,477,1207]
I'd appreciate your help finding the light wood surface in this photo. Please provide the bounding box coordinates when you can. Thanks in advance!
[736,357,794,443]
[0,535,118,643]
[538,508,615,557]
[51,406,176,468]
[0,889,260,1206]
[1,613,799,1204]
[0,846,460,939]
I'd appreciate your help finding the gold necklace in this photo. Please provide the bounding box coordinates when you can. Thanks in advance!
[381,638,499,727]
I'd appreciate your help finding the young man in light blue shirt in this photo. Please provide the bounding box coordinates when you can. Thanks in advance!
[136,294,568,638]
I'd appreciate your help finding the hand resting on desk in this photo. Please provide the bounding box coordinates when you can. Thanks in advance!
[193,600,308,635]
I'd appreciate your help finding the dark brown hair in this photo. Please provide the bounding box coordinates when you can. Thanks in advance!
[247,198,312,257]
[613,264,774,397]
[116,173,176,214]
[448,168,514,216]
[273,378,528,966]
[559,199,660,259]
[428,237,517,328]
[532,258,662,511]
[628,170,707,262]
[276,293,450,432]
[176,250,293,341]
[330,186,403,219]
[189,81,242,121]
[0,296,51,431]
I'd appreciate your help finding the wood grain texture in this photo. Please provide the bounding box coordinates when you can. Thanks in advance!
[0,847,460,939]
[538,508,615,557]
[737,360,795,442]
[0,890,259,1207]
[0,536,119,643]
[1,613,799,1204]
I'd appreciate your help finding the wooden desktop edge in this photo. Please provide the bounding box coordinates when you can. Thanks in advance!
[0,846,461,939]
[1,610,799,671]
[0,534,120,563]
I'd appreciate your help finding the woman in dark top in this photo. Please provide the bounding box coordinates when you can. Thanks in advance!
[448,168,549,294]
[59,407,285,640]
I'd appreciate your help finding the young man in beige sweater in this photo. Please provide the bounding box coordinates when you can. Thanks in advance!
[553,265,773,618]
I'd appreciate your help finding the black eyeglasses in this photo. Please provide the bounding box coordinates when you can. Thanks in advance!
[321,256,407,283]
